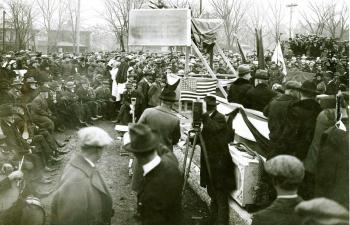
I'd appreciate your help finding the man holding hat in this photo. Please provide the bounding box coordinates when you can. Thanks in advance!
[124,123,182,225]
[245,69,276,111]
[200,95,236,225]
[251,155,304,225]
[51,126,114,225]
[263,80,301,158]
[227,64,253,106]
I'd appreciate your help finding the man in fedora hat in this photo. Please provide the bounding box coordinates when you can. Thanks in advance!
[264,80,301,159]
[200,95,236,225]
[251,155,304,225]
[227,64,253,106]
[138,88,180,151]
[124,123,182,225]
[245,69,277,112]
[51,127,114,225]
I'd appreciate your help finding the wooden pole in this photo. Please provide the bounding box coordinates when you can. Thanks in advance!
[191,41,227,98]
[185,46,190,76]
[76,0,81,54]
[215,42,237,76]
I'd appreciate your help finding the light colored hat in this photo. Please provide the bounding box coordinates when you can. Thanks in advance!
[295,198,349,225]
[78,126,113,147]
[264,155,305,184]
[237,64,251,77]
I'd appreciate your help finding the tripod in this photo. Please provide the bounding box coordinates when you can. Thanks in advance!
[182,126,213,195]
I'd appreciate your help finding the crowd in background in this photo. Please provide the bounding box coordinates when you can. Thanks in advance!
[0,36,349,225]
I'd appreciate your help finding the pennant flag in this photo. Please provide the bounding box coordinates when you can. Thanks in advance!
[237,39,247,63]
[180,77,217,101]
[271,41,287,76]
[256,28,266,69]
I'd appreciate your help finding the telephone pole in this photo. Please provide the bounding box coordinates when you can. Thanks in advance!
[286,3,298,39]
[76,0,81,54]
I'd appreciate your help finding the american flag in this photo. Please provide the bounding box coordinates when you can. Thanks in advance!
[180,77,217,101]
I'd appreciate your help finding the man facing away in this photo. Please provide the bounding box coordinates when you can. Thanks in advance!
[251,155,305,225]
[51,127,114,225]
[124,123,182,225]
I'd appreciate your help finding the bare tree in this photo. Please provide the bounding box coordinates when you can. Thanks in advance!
[6,0,35,50]
[267,0,285,42]
[102,0,146,51]
[210,0,248,50]
[324,1,349,39]
[67,0,78,52]
[299,1,331,36]
[36,0,58,52]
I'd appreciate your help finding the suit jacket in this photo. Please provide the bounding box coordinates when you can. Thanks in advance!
[138,154,182,225]
[245,83,276,112]
[31,95,51,117]
[251,197,303,225]
[227,78,252,106]
[200,110,236,191]
[51,154,113,225]
[138,106,180,151]
[0,120,30,154]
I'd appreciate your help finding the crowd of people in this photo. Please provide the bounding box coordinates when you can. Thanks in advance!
[0,44,348,225]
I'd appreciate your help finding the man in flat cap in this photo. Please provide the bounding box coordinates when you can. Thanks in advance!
[251,155,304,225]
[227,64,253,106]
[295,198,349,225]
[245,69,277,111]
[51,127,114,225]
[263,80,301,159]
[124,123,182,225]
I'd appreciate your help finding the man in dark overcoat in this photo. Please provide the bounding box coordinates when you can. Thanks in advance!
[51,127,114,225]
[124,123,182,225]
[227,64,253,106]
[200,96,236,225]
[286,80,322,161]
[245,69,277,111]
[263,81,301,158]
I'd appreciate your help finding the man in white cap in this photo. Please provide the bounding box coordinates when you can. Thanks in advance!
[51,127,114,225]
[251,155,304,225]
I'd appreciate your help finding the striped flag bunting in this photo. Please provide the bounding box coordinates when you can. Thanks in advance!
[180,77,217,101]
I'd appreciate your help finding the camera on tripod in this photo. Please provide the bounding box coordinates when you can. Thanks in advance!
[192,100,203,129]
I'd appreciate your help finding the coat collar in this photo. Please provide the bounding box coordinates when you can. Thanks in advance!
[70,154,109,196]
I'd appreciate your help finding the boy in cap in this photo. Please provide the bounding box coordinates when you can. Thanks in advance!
[124,123,182,225]
[51,127,114,225]
[251,155,304,225]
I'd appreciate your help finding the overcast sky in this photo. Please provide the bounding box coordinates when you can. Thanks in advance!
[78,0,348,28]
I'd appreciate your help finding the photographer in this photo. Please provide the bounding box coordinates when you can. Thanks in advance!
[200,96,236,225]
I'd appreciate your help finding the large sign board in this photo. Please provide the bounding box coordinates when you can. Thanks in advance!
[128,9,191,46]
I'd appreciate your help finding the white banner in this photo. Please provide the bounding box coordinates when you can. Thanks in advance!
[128,9,191,46]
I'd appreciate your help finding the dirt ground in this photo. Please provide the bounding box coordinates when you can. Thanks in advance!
[39,120,208,225]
